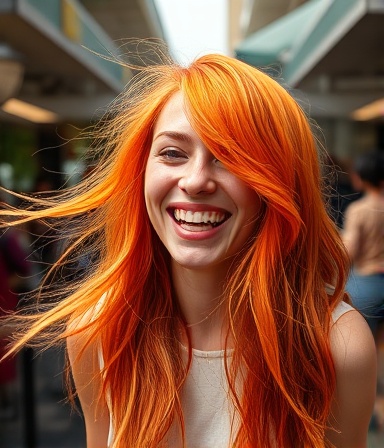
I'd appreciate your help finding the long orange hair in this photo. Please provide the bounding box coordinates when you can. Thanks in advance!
[0,54,349,447]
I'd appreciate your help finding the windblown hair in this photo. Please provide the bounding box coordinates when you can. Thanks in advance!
[0,53,349,447]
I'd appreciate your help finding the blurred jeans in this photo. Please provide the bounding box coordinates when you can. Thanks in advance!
[346,271,384,334]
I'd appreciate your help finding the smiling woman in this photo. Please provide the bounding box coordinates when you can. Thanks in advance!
[145,91,261,274]
[0,52,376,448]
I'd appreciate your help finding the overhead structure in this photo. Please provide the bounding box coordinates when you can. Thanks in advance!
[0,0,164,123]
[0,43,24,104]
[236,0,384,119]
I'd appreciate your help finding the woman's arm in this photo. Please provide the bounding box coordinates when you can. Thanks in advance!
[326,309,377,447]
[67,326,110,448]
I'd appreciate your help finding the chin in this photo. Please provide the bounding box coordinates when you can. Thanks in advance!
[173,258,215,270]
[170,251,234,273]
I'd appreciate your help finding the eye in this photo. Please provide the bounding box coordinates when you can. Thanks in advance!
[213,157,225,168]
[158,148,188,161]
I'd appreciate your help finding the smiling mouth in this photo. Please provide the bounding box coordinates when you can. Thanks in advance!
[171,208,230,230]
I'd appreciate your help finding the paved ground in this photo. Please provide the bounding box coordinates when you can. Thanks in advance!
[1,345,384,448]
[0,347,85,448]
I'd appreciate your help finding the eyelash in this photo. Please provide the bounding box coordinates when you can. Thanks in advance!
[158,148,186,160]
[157,148,224,167]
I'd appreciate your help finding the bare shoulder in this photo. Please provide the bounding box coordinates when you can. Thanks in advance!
[67,310,110,448]
[326,309,377,447]
[66,307,99,360]
[330,308,376,372]
[66,296,107,367]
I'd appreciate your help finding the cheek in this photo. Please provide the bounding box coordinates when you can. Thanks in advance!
[144,166,157,223]
[229,178,262,218]
[235,186,264,238]
[245,191,263,219]
[144,165,170,227]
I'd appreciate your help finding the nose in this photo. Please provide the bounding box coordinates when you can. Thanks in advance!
[178,159,217,196]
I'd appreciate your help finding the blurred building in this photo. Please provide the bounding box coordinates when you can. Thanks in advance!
[0,0,383,192]
[0,0,165,192]
[236,0,384,163]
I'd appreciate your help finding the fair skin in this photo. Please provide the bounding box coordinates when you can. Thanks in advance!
[144,92,261,349]
[343,171,384,261]
[68,93,377,447]
[326,310,377,447]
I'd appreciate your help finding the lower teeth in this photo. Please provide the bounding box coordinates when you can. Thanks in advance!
[177,220,220,227]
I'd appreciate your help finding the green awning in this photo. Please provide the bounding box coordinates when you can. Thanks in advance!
[235,0,327,68]
[235,0,379,86]
[3,0,126,92]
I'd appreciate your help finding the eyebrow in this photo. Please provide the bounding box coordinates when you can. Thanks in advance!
[153,131,194,144]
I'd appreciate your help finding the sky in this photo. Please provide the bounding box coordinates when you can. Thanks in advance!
[154,0,228,65]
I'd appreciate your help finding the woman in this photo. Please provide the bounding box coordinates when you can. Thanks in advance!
[0,54,376,447]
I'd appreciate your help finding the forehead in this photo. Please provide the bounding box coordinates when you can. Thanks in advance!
[153,91,191,134]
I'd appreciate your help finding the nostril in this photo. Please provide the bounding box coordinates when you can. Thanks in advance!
[178,178,216,196]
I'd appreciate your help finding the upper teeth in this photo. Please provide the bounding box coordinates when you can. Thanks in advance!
[174,209,226,224]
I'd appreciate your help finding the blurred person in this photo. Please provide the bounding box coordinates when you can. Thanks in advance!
[0,217,31,419]
[342,149,384,430]
[0,52,377,447]
[342,150,384,334]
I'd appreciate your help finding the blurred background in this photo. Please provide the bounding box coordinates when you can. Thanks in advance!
[0,0,383,446]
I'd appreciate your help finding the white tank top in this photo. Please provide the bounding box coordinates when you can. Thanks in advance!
[106,301,354,447]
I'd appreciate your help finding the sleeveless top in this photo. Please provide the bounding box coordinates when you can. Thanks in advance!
[104,301,354,447]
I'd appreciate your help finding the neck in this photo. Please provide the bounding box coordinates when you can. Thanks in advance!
[171,261,231,350]
[362,183,384,198]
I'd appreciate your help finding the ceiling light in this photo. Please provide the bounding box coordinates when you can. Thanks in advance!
[2,98,59,123]
[352,98,384,121]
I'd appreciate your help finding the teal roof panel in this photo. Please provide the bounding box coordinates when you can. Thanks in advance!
[235,0,377,87]
[235,0,326,67]
[284,0,366,85]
